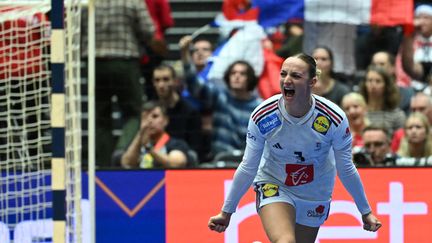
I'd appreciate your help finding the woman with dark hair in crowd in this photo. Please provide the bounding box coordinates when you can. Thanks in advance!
[358,65,406,136]
[312,46,351,106]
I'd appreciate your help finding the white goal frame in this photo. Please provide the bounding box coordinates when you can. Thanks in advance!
[0,0,96,242]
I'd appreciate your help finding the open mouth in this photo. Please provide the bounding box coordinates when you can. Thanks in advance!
[283,87,295,97]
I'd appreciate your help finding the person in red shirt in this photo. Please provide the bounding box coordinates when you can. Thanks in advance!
[144,0,174,40]
[141,0,175,100]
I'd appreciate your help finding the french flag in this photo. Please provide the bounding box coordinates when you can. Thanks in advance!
[199,0,413,98]
[253,0,413,27]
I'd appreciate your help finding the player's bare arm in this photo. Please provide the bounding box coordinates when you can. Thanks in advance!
[208,211,232,233]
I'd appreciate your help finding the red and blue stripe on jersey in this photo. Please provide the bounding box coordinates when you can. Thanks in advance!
[252,99,279,124]
[314,97,343,127]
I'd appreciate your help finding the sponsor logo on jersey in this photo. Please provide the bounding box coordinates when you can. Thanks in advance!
[315,97,344,127]
[285,164,314,186]
[272,142,283,149]
[307,205,327,219]
[312,114,331,134]
[262,183,279,198]
[258,113,281,134]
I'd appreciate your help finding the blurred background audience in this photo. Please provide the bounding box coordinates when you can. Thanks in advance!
[120,101,193,169]
[312,46,351,106]
[81,0,155,167]
[82,0,432,169]
[185,60,261,162]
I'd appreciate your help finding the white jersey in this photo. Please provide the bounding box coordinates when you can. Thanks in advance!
[222,94,371,215]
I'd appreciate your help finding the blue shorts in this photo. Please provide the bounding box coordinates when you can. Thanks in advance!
[254,182,331,227]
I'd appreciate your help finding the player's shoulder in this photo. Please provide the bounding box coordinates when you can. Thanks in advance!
[250,94,282,134]
[251,94,281,123]
[313,95,346,127]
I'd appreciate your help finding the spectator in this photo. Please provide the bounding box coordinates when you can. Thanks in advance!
[358,65,406,135]
[312,46,351,106]
[275,22,304,59]
[120,101,191,169]
[144,0,174,40]
[179,35,213,77]
[151,64,204,161]
[371,51,415,115]
[401,4,432,89]
[186,60,261,159]
[141,0,175,100]
[354,125,397,167]
[178,35,215,161]
[355,25,402,71]
[81,0,155,167]
[397,112,432,159]
[179,35,215,105]
[114,64,204,164]
[341,92,369,152]
[391,92,432,152]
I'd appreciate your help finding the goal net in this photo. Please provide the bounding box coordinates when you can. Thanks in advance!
[0,1,83,242]
[64,0,83,242]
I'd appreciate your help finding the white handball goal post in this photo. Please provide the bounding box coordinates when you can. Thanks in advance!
[0,0,93,242]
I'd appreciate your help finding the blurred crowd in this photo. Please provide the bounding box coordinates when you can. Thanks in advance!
[82,0,432,169]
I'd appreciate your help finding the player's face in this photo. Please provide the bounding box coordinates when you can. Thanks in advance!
[228,63,249,91]
[279,57,316,105]
[153,69,176,99]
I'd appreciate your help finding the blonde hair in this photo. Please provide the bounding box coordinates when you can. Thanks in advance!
[397,112,432,158]
[342,92,367,107]
[341,92,370,126]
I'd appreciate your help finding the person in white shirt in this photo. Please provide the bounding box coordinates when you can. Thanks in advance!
[401,4,432,88]
[208,53,381,242]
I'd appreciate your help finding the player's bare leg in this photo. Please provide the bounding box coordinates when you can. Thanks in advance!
[295,223,320,243]
[258,202,296,243]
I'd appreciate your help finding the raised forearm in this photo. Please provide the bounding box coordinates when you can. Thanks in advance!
[401,35,423,80]
[149,149,187,168]
[121,133,143,168]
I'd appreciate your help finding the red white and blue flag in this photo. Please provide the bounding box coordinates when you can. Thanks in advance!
[243,0,413,27]
[198,0,413,98]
